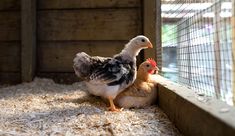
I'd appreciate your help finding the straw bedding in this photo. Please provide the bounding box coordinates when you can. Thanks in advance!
[0,78,181,136]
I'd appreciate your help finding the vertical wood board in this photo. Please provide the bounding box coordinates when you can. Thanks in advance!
[21,0,37,82]
[143,0,159,68]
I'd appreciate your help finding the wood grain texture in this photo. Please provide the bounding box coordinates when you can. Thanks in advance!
[21,0,37,82]
[0,0,20,10]
[143,0,157,60]
[38,9,141,41]
[0,43,20,72]
[38,0,140,9]
[0,72,20,84]
[0,11,20,41]
[156,75,235,136]
[38,41,126,72]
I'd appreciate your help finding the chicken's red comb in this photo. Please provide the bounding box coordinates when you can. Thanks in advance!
[146,58,157,67]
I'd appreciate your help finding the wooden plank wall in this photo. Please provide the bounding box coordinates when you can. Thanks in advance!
[37,0,142,83]
[0,0,153,84]
[0,0,21,84]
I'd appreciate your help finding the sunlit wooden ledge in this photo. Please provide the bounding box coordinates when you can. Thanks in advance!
[152,75,235,136]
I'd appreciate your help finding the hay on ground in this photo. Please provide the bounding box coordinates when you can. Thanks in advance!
[0,78,182,136]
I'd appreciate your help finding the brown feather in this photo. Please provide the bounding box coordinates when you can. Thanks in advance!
[114,60,158,108]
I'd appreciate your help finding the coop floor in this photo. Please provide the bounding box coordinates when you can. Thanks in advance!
[0,78,181,136]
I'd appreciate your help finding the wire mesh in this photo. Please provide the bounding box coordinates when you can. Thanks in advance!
[161,0,234,105]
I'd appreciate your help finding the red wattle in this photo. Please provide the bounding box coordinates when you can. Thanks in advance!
[148,70,154,74]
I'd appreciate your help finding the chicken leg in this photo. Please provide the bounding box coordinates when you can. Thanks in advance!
[108,97,122,112]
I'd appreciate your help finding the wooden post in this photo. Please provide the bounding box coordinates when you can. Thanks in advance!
[232,0,235,105]
[143,0,161,70]
[213,2,222,99]
[21,0,37,82]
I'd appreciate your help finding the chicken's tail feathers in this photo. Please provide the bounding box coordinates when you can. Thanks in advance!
[73,52,91,79]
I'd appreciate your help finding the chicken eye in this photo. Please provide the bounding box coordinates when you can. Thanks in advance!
[141,39,145,42]
[146,64,150,67]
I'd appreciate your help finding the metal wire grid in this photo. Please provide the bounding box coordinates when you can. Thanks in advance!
[161,0,234,105]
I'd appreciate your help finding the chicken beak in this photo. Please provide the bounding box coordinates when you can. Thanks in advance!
[153,66,159,74]
[153,66,159,71]
[147,42,153,48]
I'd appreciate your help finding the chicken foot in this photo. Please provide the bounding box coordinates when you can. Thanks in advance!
[108,97,122,112]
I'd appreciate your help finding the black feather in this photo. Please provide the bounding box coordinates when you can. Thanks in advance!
[106,55,135,86]
[74,52,136,86]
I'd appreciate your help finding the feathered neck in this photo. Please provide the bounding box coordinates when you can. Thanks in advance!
[137,67,150,82]
[119,42,142,59]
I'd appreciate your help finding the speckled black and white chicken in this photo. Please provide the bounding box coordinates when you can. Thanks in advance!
[73,35,153,111]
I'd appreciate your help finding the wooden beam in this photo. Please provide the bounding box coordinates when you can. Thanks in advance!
[21,0,36,82]
[155,75,235,136]
[143,0,161,69]
[38,0,140,9]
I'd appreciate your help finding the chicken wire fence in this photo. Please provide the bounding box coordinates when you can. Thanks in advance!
[161,0,234,105]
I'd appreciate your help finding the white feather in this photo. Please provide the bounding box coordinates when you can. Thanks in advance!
[74,35,151,101]
[85,82,120,99]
